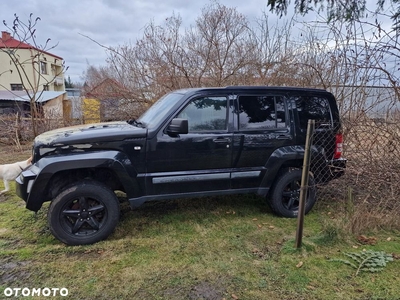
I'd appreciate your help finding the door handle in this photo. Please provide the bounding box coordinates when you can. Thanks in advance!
[277,135,292,140]
[213,138,231,143]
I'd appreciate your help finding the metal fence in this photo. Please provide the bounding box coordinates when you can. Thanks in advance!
[311,117,400,233]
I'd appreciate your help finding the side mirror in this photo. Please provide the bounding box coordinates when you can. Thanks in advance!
[167,118,188,136]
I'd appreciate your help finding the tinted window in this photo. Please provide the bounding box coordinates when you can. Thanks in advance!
[295,96,332,128]
[138,92,184,129]
[177,96,227,132]
[238,95,286,130]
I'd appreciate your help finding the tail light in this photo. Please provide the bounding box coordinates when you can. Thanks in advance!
[334,133,343,159]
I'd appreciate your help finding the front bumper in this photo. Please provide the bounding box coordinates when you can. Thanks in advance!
[16,164,40,208]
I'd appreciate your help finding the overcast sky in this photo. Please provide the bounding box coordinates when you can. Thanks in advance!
[1,0,280,84]
[2,0,391,85]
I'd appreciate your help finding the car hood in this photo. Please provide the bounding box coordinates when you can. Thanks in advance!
[34,121,147,147]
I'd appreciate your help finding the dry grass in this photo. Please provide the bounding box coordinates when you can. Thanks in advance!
[0,144,31,165]
[316,119,400,234]
[1,189,400,299]
[0,142,400,299]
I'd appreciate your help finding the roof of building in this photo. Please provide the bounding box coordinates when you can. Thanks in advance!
[85,78,130,99]
[0,91,66,103]
[0,31,63,60]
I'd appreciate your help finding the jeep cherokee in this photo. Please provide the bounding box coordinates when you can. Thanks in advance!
[16,86,346,245]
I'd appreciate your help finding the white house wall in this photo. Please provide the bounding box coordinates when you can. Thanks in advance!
[0,48,64,92]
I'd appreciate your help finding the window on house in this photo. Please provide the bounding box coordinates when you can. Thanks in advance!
[40,61,48,74]
[10,84,23,91]
[43,84,49,91]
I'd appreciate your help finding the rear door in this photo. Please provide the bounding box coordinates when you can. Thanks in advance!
[145,94,233,195]
[231,93,292,189]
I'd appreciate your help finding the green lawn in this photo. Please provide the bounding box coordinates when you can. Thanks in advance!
[0,182,399,300]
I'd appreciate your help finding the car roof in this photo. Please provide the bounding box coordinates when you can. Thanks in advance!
[174,86,329,95]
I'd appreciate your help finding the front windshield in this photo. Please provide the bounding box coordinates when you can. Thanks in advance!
[138,92,185,129]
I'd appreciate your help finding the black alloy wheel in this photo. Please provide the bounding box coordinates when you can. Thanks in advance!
[268,169,316,218]
[48,181,120,245]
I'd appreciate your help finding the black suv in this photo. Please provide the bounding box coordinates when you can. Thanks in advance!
[16,86,346,245]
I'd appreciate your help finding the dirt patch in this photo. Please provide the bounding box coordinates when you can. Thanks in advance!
[160,280,227,300]
[0,258,31,284]
[187,281,226,300]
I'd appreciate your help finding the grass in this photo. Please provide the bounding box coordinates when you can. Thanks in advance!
[0,146,400,299]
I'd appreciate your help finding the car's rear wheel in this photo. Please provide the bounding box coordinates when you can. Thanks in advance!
[268,169,316,218]
[48,181,120,245]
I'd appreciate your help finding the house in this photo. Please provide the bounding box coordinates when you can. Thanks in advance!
[0,90,66,119]
[0,31,67,117]
[0,31,65,92]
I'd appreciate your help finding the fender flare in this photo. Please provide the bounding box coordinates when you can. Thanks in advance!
[25,151,139,211]
[259,145,327,191]
[259,146,303,190]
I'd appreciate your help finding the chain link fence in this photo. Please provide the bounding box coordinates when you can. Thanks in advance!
[311,117,400,233]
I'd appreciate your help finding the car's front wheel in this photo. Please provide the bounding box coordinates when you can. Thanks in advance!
[48,181,120,245]
[268,169,316,218]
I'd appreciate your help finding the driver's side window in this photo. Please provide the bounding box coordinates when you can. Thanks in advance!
[177,96,227,132]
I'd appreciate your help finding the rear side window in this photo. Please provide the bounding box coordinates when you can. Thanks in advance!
[238,95,286,130]
[295,96,332,129]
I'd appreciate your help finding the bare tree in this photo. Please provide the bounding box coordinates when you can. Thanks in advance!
[83,1,399,121]
[267,0,400,29]
[251,13,298,85]
[89,2,258,103]
[287,10,399,120]
[1,14,68,136]
[184,2,258,86]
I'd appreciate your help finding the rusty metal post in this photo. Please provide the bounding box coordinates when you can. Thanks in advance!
[295,119,315,248]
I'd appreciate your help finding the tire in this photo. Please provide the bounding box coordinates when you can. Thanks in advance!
[268,169,316,218]
[48,181,120,246]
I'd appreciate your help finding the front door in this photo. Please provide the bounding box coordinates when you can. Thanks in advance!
[146,95,233,195]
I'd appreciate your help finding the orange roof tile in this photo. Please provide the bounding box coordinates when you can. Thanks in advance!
[0,31,63,60]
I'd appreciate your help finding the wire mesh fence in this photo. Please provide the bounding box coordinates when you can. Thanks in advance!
[310,117,400,233]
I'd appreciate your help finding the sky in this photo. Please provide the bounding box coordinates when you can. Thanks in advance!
[1,0,278,84]
[1,0,391,85]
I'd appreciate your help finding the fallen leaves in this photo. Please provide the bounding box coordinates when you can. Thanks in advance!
[357,235,377,245]
[252,248,265,259]
[250,218,275,230]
